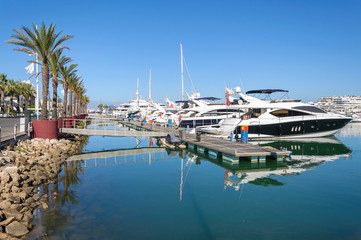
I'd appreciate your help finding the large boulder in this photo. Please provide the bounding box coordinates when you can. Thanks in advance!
[5,221,29,238]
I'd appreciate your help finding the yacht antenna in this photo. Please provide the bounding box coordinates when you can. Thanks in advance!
[183,56,196,94]
[149,68,152,105]
[240,77,245,93]
[136,77,139,106]
[180,43,184,101]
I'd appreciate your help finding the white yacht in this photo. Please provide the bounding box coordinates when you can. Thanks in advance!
[201,88,352,139]
[235,89,352,139]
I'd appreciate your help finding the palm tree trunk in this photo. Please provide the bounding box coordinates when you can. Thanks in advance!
[69,90,73,116]
[63,83,68,117]
[74,96,78,115]
[17,96,21,113]
[9,94,13,114]
[1,90,4,113]
[52,76,58,119]
[41,62,50,120]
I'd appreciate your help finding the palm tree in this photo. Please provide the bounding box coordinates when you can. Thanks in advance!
[49,51,72,119]
[59,64,77,117]
[97,104,103,112]
[74,81,85,115]
[14,81,23,113]
[0,73,8,113]
[7,22,74,120]
[5,79,17,114]
[68,75,82,116]
[20,82,36,110]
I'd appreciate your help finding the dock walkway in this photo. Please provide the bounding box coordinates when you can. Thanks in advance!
[120,119,291,163]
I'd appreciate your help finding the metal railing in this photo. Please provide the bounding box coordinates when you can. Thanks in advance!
[58,118,92,129]
[0,121,32,143]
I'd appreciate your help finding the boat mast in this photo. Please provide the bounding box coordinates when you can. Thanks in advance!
[136,77,139,106]
[180,43,184,101]
[149,68,152,105]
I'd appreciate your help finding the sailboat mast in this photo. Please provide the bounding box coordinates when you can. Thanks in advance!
[136,77,139,106]
[180,43,184,101]
[149,68,152,105]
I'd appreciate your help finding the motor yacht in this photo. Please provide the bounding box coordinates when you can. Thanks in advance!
[235,89,352,139]
[200,88,352,139]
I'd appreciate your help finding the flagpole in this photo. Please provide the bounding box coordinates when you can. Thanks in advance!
[36,52,39,120]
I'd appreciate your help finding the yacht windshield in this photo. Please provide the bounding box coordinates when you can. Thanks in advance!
[270,109,311,118]
[292,106,326,113]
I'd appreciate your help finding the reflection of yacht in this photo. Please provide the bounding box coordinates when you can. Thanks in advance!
[337,122,361,137]
[174,137,351,191]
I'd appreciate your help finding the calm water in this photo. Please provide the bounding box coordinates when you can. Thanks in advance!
[29,123,361,240]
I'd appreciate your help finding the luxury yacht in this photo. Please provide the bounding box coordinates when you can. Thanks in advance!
[200,88,352,139]
[235,89,352,139]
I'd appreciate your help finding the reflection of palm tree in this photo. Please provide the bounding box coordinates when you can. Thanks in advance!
[40,136,89,235]
[58,160,84,205]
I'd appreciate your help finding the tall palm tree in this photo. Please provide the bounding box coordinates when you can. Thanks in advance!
[68,75,82,116]
[49,51,72,119]
[14,81,23,113]
[7,22,74,120]
[74,81,85,115]
[0,73,8,113]
[59,64,77,117]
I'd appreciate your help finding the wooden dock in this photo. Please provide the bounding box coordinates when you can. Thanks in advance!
[118,119,291,163]
[180,133,290,163]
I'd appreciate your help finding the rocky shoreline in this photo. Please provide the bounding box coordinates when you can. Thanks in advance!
[0,137,85,239]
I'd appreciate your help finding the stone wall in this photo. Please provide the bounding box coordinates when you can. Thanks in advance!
[0,137,85,239]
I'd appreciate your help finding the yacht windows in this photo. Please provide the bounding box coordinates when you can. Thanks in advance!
[200,109,243,117]
[292,106,326,113]
[270,109,311,118]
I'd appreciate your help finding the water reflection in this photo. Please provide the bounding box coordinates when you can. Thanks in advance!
[338,122,361,137]
[28,134,356,239]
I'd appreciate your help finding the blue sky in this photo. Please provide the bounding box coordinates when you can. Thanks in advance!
[1,0,360,108]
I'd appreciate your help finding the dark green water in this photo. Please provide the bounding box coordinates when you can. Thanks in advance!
[29,123,361,240]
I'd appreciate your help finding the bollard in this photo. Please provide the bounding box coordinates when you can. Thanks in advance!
[196,131,201,141]
[28,122,31,137]
[241,125,248,143]
[14,124,17,140]
[179,129,186,139]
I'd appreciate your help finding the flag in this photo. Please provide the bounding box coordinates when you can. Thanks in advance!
[25,63,35,74]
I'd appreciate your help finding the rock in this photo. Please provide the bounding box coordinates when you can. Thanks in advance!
[5,221,29,237]
[41,202,49,210]
[11,186,19,193]
[0,216,15,226]
[3,167,19,175]
[0,172,11,184]
[2,209,23,221]
[0,232,8,239]
[0,200,11,210]
[15,191,27,200]
[22,211,33,222]
[10,204,22,211]
[8,195,21,204]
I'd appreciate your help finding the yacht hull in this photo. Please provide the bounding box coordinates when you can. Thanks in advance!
[235,117,351,139]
